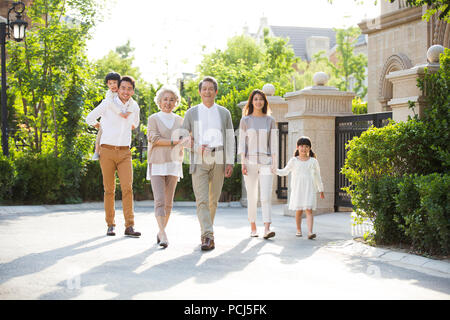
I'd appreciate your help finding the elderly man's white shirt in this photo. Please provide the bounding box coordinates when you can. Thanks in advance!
[198,103,223,148]
[86,96,140,147]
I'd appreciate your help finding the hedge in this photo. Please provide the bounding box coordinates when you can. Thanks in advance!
[0,154,242,205]
[342,49,450,256]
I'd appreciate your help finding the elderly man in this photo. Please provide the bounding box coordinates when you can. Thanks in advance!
[86,76,141,237]
[182,76,235,251]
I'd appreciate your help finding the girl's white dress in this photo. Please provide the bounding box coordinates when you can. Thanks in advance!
[276,157,324,210]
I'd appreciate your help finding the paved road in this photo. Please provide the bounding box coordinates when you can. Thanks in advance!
[0,204,449,299]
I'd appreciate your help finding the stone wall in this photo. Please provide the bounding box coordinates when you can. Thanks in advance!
[360,6,428,113]
[359,5,449,114]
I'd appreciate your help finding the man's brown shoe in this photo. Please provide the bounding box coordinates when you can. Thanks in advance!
[124,226,141,237]
[201,237,215,251]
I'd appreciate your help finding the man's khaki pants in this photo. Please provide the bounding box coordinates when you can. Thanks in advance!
[99,146,134,228]
[191,158,225,241]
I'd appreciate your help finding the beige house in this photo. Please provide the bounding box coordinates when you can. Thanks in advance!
[359,1,449,113]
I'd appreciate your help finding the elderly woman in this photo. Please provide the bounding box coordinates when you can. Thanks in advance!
[147,85,185,248]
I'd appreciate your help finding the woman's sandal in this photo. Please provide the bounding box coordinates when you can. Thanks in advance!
[307,233,316,240]
[296,232,302,237]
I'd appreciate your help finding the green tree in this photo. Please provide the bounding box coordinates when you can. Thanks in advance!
[5,0,104,157]
[317,26,368,98]
[292,51,340,90]
[184,32,299,126]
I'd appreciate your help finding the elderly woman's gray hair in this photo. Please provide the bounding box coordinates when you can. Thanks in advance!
[154,85,181,109]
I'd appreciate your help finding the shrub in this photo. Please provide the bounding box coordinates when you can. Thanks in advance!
[173,164,195,201]
[0,156,14,202]
[131,159,151,200]
[411,174,449,255]
[343,48,449,256]
[222,163,242,201]
[352,97,367,114]
[12,153,82,204]
[416,47,450,172]
[343,119,441,184]
[361,177,405,244]
[80,160,103,201]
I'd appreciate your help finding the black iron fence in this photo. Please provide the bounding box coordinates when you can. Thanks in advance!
[335,112,392,209]
[276,122,288,199]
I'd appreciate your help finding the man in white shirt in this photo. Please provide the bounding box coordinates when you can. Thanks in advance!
[86,76,141,237]
[181,76,235,251]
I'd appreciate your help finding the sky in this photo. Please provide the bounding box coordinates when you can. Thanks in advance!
[86,0,380,84]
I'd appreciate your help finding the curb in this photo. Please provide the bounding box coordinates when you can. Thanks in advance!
[0,201,242,215]
[325,240,450,275]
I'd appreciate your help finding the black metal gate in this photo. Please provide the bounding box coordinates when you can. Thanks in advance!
[276,122,288,199]
[335,112,392,209]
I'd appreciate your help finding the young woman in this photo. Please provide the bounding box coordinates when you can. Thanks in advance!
[238,89,277,239]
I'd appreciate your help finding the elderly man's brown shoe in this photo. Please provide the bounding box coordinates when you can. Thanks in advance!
[201,237,215,251]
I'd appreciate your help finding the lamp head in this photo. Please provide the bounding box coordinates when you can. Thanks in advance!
[7,2,28,42]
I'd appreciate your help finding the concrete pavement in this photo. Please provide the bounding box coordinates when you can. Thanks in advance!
[0,202,449,299]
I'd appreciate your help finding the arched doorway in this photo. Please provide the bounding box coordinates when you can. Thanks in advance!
[378,53,413,111]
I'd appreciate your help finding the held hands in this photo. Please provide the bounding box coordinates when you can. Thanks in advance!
[180,136,193,148]
[119,112,132,119]
[241,164,248,176]
[225,164,233,178]
[271,163,277,175]
[320,192,325,199]
[242,164,277,175]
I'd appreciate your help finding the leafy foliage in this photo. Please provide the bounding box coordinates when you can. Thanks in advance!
[0,156,14,201]
[183,32,299,126]
[416,48,450,172]
[316,26,367,98]
[352,97,368,114]
[5,0,104,156]
[343,48,450,255]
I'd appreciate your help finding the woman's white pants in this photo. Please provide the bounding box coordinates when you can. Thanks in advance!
[243,164,273,224]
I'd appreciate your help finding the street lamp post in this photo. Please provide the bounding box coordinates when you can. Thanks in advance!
[0,1,27,157]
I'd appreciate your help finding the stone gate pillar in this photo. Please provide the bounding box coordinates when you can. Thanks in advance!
[283,72,354,216]
[386,45,444,122]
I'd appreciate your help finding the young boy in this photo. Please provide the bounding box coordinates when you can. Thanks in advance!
[92,72,133,160]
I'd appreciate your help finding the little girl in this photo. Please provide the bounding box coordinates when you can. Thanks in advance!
[274,136,324,239]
